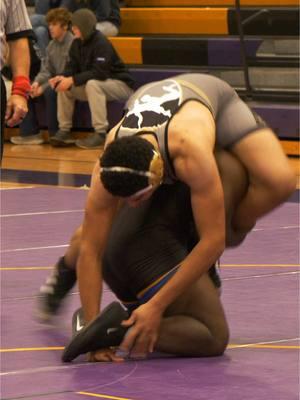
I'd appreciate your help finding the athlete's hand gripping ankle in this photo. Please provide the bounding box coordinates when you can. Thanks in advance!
[120,302,163,358]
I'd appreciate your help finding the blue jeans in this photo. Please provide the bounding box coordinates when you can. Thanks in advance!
[20,88,58,137]
[30,14,49,57]
[44,87,59,136]
[20,98,40,136]
[35,0,51,14]
[35,0,74,14]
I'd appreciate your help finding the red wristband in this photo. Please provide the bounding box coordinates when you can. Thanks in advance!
[12,76,31,99]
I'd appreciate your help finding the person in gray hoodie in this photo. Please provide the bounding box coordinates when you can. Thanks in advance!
[11,8,74,145]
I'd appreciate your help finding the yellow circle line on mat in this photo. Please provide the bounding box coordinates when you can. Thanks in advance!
[77,392,133,400]
[1,344,299,353]
[222,264,300,267]
[0,347,64,352]
[228,344,299,349]
[0,267,52,270]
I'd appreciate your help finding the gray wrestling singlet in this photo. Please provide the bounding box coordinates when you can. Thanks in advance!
[116,73,266,182]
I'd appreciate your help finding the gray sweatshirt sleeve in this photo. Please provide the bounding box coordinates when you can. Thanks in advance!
[34,33,74,91]
[34,54,52,90]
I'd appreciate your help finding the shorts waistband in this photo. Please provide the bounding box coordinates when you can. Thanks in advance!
[121,265,180,311]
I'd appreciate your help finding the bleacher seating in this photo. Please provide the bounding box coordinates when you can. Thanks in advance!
[124,1,299,5]
[114,0,299,145]
[119,7,298,35]
[110,36,299,68]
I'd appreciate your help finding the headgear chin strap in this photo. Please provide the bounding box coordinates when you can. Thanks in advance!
[100,150,164,188]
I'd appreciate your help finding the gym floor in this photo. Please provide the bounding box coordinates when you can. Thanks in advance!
[1,144,299,400]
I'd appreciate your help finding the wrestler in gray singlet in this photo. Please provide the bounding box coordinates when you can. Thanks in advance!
[116,73,266,183]
[103,74,263,306]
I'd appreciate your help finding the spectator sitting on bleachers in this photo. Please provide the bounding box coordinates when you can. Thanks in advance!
[30,1,73,57]
[49,8,134,149]
[31,0,120,58]
[10,8,74,145]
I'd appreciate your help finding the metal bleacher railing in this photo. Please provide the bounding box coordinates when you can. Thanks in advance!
[234,0,298,102]
[235,0,264,98]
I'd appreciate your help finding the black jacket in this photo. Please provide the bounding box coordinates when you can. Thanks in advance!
[63,30,134,88]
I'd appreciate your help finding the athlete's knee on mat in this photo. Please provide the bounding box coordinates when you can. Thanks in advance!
[211,326,229,356]
[194,327,229,357]
[205,340,228,357]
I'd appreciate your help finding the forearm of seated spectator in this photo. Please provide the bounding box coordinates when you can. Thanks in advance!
[30,82,41,97]
[54,76,73,91]
[48,76,64,89]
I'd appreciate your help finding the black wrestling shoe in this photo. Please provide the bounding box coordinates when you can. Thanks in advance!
[36,257,77,321]
[208,263,222,288]
[72,306,85,337]
[62,302,129,362]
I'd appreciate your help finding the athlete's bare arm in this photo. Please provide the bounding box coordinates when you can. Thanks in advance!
[77,118,127,323]
[77,162,119,323]
[151,101,225,308]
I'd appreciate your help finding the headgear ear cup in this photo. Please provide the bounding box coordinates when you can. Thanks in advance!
[148,151,164,187]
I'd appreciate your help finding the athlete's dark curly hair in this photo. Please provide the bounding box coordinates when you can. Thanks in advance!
[100,136,155,197]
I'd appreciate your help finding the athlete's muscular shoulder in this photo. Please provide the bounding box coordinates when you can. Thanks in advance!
[168,100,216,172]
[168,100,215,145]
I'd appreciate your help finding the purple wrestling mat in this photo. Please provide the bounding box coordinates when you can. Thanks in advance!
[1,186,299,400]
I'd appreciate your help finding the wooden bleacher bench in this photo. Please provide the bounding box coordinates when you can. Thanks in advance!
[124,0,299,6]
[119,6,299,35]
[112,2,299,144]
[110,36,299,68]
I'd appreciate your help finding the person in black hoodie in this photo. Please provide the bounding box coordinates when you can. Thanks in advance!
[49,8,134,149]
